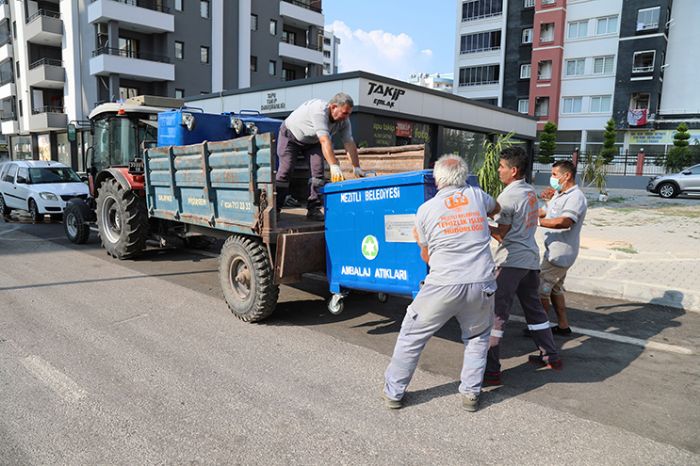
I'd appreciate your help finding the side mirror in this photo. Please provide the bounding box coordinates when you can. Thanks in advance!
[682,170,691,175]
[80,175,88,183]
[15,176,26,184]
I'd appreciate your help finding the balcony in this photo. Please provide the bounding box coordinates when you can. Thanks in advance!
[0,80,14,99]
[25,10,63,46]
[0,42,11,62]
[0,1,9,22]
[28,58,65,89]
[88,0,174,34]
[90,47,174,81]
[280,0,324,28]
[30,106,67,131]
[1,117,18,135]
[279,40,324,66]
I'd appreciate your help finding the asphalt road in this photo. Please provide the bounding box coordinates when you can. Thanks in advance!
[0,216,698,464]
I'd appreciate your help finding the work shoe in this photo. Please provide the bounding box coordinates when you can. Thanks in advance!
[483,371,502,387]
[284,194,302,208]
[461,392,480,412]
[382,392,402,410]
[551,325,573,336]
[528,354,563,371]
[306,206,325,221]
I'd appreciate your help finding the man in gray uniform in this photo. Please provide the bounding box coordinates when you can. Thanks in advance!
[383,154,500,412]
[485,147,561,385]
[538,160,588,335]
[276,93,365,221]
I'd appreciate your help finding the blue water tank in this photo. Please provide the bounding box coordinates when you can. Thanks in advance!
[157,110,234,147]
[223,110,282,137]
[322,170,437,298]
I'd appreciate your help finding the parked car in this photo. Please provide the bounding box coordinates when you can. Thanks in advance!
[647,163,700,198]
[0,160,89,222]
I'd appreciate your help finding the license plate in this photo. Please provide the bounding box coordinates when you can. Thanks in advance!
[128,158,144,175]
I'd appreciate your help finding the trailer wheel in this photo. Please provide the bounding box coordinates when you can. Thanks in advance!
[64,204,90,244]
[96,178,148,259]
[219,234,279,322]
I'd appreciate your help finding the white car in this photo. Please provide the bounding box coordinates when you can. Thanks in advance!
[0,160,89,222]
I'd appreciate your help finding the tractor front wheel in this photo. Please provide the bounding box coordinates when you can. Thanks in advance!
[96,178,148,259]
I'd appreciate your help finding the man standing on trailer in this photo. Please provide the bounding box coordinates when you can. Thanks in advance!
[383,154,500,412]
[275,92,365,221]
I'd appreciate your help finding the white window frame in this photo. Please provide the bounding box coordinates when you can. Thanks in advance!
[174,0,183,12]
[561,97,583,114]
[632,50,655,73]
[200,0,209,19]
[524,0,535,7]
[593,55,615,75]
[535,97,549,117]
[520,63,531,79]
[596,15,618,35]
[518,99,529,113]
[590,95,612,113]
[522,28,533,44]
[567,20,588,39]
[542,0,555,4]
[637,7,660,31]
[540,23,555,43]
[565,58,585,77]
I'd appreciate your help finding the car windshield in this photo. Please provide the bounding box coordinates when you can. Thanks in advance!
[28,167,82,184]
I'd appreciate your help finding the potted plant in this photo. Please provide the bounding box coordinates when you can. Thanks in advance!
[477,131,514,198]
[582,153,609,202]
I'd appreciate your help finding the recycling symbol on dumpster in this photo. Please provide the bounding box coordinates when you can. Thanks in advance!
[361,235,379,260]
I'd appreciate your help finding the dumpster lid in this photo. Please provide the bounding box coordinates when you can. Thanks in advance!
[322,170,434,194]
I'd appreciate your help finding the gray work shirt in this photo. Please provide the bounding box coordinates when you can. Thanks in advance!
[283,99,354,145]
[493,179,541,270]
[415,185,496,286]
[543,185,588,268]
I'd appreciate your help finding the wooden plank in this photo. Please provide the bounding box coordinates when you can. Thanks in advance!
[274,230,326,284]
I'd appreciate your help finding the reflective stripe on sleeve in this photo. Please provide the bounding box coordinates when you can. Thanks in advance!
[528,322,551,331]
[490,329,504,338]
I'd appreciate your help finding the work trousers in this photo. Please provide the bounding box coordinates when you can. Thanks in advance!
[275,123,325,209]
[486,267,559,374]
[384,281,496,401]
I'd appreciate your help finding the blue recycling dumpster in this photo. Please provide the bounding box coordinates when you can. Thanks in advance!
[157,109,234,147]
[322,170,437,309]
[223,110,282,136]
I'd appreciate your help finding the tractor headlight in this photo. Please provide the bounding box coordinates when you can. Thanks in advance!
[39,192,58,201]
[181,112,196,131]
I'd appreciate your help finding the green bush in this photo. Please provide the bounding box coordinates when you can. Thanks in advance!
[665,123,691,172]
[600,118,618,164]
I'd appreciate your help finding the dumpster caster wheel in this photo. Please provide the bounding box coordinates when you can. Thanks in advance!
[328,294,345,315]
[377,293,388,304]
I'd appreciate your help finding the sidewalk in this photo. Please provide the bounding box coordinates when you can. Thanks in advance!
[532,187,700,313]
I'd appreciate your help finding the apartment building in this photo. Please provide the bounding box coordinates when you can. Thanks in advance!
[0,0,325,165]
[454,0,700,156]
[322,29,340,75]
[408,72,454,92]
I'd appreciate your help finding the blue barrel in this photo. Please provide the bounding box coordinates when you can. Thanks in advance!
[157,109,234,147]
[322,170,437,298]
[223,110,282,136]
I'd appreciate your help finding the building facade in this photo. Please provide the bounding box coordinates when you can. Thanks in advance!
[322,29,340,75]
[0,0,326,166]
[407,73,454,92]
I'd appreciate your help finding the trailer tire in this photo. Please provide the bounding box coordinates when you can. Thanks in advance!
[64,203,91,244]
[96,178,148,259]
[219,234,279,322]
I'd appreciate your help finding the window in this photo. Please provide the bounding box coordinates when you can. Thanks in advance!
[540,23,555,43]
[175,0,182,11]
[119,87,138,100]
[458,64,500,86]
[200,0,209,19]
[269,60,276,76]
[535,97,549,117]
[461,0,503,22]
[596,15,618,35]
[632,50,655,73]
[637,7,660,31]
[542,0,555,4]
[270,19,277,35]
[2,164,16,182]
[593,55,614,74]
[568,20,588,39]
[460,30,501,54]
[522,28,533,44]
[565,58,585,76]
[630,93,650,110]
[282,30,297,45]
[282,68,296,81]
[15,61,19,78]
[518,99,529,113]
[17,166,28,183]
[524,0,534,7]
[251,55,257,72]
[561,97,583,114]
[175,89,184,99]
[590,95,612,113]
[538,60,552,80]
[251,14,258,31]
[200,46,209,64]
[520,63,531,79]
[118,37,139,58]
[174,41,184,59]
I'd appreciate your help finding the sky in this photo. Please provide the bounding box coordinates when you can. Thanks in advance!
[322,0,456,81]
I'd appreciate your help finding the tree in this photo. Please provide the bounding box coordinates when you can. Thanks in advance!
[600,118,618,164]
[665,122,691,172]
[538,121,557,164]
[478,132,514,198]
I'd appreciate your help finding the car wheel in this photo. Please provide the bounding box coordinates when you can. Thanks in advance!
[658,182,678,199]
[29,199,42,223]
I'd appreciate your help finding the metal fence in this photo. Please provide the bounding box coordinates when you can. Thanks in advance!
[532,152,669,176]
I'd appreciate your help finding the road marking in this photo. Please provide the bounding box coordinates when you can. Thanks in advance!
[0,226,22,236]
[21,355,87,403]
[509,315,693,355]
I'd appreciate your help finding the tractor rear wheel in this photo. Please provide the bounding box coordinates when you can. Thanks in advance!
[96,178,148,259]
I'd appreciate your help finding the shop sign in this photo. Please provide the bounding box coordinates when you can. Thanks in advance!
[395,120,413,138]
[367,81,406,109]
[261,92,286,112]
[628,129,700,145]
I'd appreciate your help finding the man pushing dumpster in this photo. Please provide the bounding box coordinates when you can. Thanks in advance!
[383,154,500,412]
[275,92,366,221]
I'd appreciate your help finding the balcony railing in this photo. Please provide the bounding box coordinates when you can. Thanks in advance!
[281,37,323,51]
[281,0,321,13]
[29,58,63,69]
[0,77,12,86]
[27,9,60,23]
[0,113,16,121]
[92,46,171,63]
[32,105,64,114]
[460,46,500,54]
[90,0,171,14]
